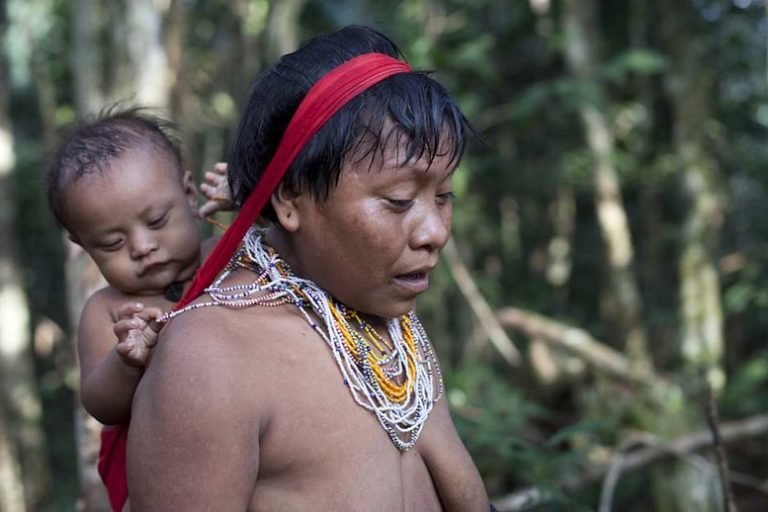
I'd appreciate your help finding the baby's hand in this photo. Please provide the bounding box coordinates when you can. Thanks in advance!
[198,162,233,218]
[113,302,163,368]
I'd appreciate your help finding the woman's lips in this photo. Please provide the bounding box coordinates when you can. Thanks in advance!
[392,272,430,294]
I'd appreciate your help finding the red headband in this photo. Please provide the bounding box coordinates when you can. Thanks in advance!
[175,53,412,309]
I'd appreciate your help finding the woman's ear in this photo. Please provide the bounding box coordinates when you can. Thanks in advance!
[271,183,301,232]
[182,170,199,211]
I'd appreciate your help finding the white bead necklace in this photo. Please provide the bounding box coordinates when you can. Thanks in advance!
[162,228,443,450]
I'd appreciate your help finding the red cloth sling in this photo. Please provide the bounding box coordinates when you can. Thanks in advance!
[98,426,128,511]
[98,52,411,512]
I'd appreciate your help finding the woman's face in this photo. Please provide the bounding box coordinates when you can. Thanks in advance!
[276,136,457,319]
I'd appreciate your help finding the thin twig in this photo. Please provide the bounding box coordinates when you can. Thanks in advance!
[442,238,521,365]
[728,471,768,496]
[706,386,739,512]
[597,432,716,512]
[598,450,625,512]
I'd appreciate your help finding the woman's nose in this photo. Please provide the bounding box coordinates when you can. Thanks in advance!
[409,203,452,253]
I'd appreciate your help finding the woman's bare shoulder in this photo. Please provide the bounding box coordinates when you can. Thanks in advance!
[133,305,289,433]
[150,303,305,383]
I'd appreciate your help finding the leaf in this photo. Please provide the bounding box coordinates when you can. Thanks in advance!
[601,50,668,84]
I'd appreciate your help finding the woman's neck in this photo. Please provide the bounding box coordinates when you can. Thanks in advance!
[262,225,302,275]
[262,225,389,327]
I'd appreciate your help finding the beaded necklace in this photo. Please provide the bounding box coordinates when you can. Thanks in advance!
[161,228,443,450]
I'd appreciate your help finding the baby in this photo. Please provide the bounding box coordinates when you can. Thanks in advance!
[46,107,230,510]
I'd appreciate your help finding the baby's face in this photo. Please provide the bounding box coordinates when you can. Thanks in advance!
[62,146,201,296]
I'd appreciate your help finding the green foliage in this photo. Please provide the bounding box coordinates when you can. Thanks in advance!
[448,362,571,495]
[720,354,768,417]
[600,50,667,84]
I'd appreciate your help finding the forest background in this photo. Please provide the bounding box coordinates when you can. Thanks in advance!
[1,0,768,511]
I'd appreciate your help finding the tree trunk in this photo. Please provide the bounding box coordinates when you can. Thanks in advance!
[126,0,171,110]
[664,1,725,390]
[107,1,128,103]
[105,0,171,111]
[661,16,725,509]
[526,189,576,384]
[263,0,307,64]
[0,118,28,512]
[561,0,650,367]
[229,0,265,106]
[71,0,102,116]
[0,34,48,510]
[0,400,25,512]
[165,0,185,119]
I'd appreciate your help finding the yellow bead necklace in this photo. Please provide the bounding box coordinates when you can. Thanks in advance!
[166,228,443,450]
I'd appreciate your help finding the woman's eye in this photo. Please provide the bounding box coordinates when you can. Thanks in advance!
[386,198,413,209]
[437,191,455,204]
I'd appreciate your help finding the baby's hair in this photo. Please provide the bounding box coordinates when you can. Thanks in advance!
[47,105,184,228]
[228,25,472,222]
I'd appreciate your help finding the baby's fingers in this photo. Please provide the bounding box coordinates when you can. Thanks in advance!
[209,162,228,178]
[116,337,143,364]
[201,166,228,196]
[113,317,141,339]
[116,331,151,366]
[143,309,165,340]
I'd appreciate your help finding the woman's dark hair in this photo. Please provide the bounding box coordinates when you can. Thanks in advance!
[46,106,184,228]
[228,24,471,221]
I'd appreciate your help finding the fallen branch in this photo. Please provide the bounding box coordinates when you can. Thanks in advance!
[442,238,520,365]
[496,306,663,387]
[493,413,768,511]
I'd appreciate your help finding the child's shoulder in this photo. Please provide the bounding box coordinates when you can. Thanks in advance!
[83,285,128,309]
[82,286,169,321]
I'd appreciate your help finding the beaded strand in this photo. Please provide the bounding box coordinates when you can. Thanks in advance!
[160,228,443,450]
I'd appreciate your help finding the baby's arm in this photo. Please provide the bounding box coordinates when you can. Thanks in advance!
[198,162,233,219]
[77,294,161,425]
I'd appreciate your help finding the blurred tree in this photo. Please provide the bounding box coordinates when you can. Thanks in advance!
[263,0,306,63]
[71,0,101,116]
[124,0,172,109]
[562,0,650,366]
[0,24,29,512]
[0,26,48,512]
[663,0,725,389]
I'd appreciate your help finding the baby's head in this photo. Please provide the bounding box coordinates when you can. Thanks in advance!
[47,107,201,296]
